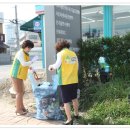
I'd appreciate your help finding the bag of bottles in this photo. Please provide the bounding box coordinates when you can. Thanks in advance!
[28,71,64,120]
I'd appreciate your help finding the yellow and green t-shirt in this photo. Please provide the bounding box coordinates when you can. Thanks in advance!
[10,49,31,80]
[57,48,78,85]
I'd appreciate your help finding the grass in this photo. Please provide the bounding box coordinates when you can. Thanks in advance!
[78,78,130,125]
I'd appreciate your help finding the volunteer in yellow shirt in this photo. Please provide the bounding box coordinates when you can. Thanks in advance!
[48,39,79,125]
[10,40,36,115]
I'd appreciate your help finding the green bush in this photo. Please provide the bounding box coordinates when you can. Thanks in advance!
[77,33,130,125]
[77,33,130,79]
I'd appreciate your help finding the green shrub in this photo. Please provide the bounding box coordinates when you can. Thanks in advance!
[77,33,130,80]
[77,33,130,125]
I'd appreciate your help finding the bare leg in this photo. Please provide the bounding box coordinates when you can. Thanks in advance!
[72,98,79,116]
[21,82,25,110]
[64,103,72,122]
[11,78,25,114]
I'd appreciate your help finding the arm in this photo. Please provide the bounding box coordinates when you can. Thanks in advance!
[48,53,62,71]
[17,50,32,67]
[52,53,62,69]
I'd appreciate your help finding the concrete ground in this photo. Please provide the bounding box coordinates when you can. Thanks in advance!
[0,98,63,125]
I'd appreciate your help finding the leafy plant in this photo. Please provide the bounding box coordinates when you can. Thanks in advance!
[77,33,130,124]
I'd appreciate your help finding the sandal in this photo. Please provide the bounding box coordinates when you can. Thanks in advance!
[63,120,73,125]
[15,110,27,116]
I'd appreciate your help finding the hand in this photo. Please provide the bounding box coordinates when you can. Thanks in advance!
[31,56,39,63]
[29,67,36,73]
[48,65,54,71]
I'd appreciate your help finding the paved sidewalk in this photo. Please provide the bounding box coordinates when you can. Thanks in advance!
[0,101,63,125]
[0,112,63,125]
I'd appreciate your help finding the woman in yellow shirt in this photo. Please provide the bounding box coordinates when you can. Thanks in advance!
[49,39,79,125]
[10,40,36,115]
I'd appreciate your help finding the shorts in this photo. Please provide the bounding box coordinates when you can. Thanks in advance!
[59,83,78,103]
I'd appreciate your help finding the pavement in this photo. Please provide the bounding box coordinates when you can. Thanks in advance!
[0,101,63,126]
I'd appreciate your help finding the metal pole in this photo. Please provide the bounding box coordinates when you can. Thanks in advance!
[40,14,45,68]
[15,5,20,50]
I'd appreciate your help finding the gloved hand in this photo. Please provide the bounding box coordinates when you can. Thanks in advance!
[48,65,55,71]
[29,67,36,72]
[31,56,39,63]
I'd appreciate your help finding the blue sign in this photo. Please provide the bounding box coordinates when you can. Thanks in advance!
[33,20,41,32]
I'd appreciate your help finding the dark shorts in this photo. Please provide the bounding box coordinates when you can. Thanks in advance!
[59,83,78,103]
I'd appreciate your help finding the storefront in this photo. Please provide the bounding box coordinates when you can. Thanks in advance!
[82,5,130,40]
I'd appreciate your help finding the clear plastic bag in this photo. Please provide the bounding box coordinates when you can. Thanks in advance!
[28,71,64,120]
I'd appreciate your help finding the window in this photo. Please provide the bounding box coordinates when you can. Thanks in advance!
[113,5,130,36]
[81,5,103,40]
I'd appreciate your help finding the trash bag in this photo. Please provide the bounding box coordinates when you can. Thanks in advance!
[28,71,65,120]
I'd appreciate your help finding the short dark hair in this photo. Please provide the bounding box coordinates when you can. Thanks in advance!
[21,40,34,49]
[55,39,70,52]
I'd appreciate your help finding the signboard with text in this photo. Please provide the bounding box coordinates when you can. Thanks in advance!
[55,6,81,51]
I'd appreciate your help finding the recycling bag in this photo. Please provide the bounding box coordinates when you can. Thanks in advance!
[28,71,64,120]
